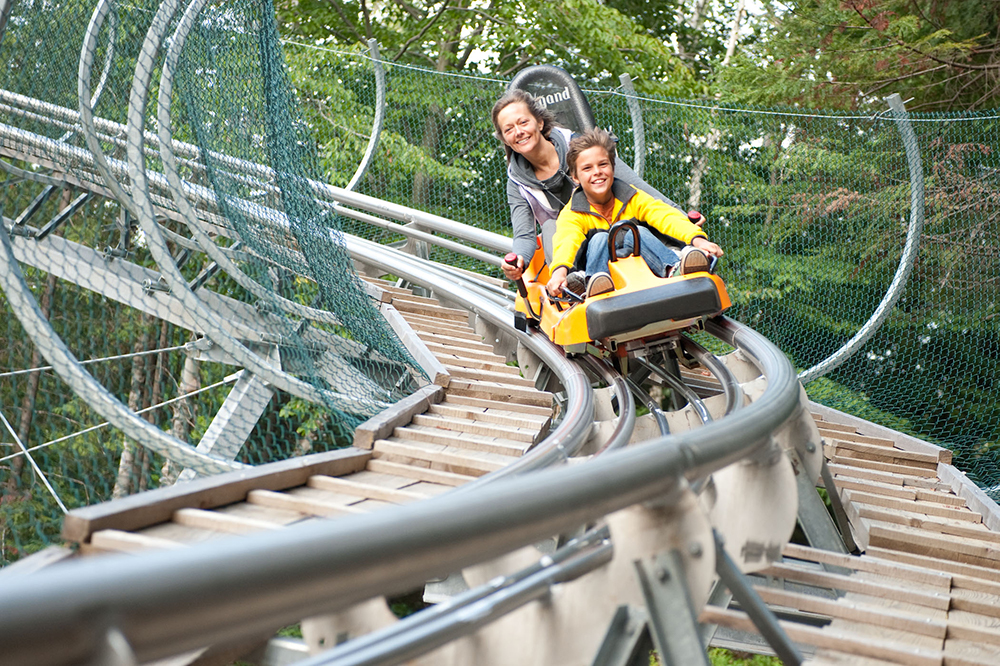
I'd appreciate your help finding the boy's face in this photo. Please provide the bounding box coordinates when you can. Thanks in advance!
[573,145,614,203]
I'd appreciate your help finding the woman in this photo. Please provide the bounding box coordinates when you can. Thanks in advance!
[491,89,690,281]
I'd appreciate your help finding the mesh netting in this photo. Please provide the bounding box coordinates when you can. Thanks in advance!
[1,0,999,565]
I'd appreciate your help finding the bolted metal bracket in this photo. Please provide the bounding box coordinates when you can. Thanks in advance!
[634,550,711,666]
[590,604,653,666]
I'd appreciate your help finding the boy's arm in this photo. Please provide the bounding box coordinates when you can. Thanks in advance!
[550,208,588,274]
[631,188,708,246]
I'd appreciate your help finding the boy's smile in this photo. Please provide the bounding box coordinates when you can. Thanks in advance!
[573,145,614,204]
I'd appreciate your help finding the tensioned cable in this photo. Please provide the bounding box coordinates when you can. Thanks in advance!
[0,344,190,379]
[0,374,239,464]
[0,408,68,513]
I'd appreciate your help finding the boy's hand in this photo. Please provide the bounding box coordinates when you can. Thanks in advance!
[502,254,525,280]
[547,266,569,297]
[692,236,723,258]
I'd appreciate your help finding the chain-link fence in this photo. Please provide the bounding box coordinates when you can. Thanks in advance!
[2,0,999,563]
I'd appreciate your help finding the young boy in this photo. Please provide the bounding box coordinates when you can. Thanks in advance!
[547,128,723,298]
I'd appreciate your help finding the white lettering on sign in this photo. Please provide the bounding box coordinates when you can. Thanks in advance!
[536,87,571,107]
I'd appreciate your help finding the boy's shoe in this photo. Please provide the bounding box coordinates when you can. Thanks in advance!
[586,272,615,298]
[564,270,586,296]
[677,246,710,275]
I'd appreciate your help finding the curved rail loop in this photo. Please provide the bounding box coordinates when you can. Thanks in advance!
[0,315,803,665]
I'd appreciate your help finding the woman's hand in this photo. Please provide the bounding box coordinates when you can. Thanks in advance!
[546,266,569,297]
[692,236,723,258]
[501,254,525,281]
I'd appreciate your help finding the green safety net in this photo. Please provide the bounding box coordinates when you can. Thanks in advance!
[1,0,998,565]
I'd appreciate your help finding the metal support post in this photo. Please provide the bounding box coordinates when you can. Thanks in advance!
[698,579,734,648]
[618,73,646,178]
[176,366,276,482]
[591,605,654,666]
[819,459,858,553]
[634,550,711,666]
[793,451,849,555]
[35,191,93,240]
[714,531,803,666]
[12,184,56,232]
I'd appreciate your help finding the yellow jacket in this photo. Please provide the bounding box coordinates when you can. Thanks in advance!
[551,179,707,272]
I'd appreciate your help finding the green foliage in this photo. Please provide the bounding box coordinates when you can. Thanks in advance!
[719,1,1000,111]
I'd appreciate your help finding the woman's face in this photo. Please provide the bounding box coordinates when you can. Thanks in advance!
[496,102,544,156]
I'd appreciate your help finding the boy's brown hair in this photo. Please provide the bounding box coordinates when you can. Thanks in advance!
[566,128,617,178]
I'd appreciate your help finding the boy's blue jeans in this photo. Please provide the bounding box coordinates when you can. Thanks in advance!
[584,226,680,278]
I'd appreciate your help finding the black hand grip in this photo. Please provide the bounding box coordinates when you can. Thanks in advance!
[504,252,528,298]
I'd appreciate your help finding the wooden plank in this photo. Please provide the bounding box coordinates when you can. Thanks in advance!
[215,502,306,526]
[851,503,994,545]
[390,298,469,322]
[365,459,475,487]
[428,402,550,429]
[61,448,371,543]
[829,441,938,469]
[949,587,1000,619]
[809,401,953,464]
[430,353,522,375]
[0,546,74,578]
[410,413,538,443]
[88,529,183,553]
[352,384,444,450]
[245,489,365,517]
[171,507,279,535]
[818,429,897,448]
[394,424,529,457]
[782,543,952,589]
[402,314,483,339]
[759,562,952,610]
[832,474,919,500]
[418,331,498,352]
[401,481,453,497]
[441,364,536,388]
[446,378,553,407]
[914,489,968,508]
[942,638,1000,666]
[699,607,942,666]
[753,585,947,638]
[866,520,1000,568]
[307,474,426,503]
[843,488,984,526]
[372,439,514,474]
[829,463,949,491]
[947,614,1000,647]
[866,547,1000,585]
[828,453,940,479]
[937,463,1000,533]
[443,393,552,417]
[379,303,450,388]
[422,340,506,363]
[408,414,537,444]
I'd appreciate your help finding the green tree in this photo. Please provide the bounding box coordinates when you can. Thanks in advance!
[719,0,1000,111]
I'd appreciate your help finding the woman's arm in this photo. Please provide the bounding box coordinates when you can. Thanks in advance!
[504,179,539,280]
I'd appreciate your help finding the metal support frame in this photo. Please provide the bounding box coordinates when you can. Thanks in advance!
[793,451,850,555]
[713,531,803,666]
[819,459,858,553]
[618,73,646,178]
[36,190,92,240]
[634,550,711,666]
[176,364,276,482]
[12,183,56,229]
[591,605,654,666]
[345,39,386,192]
[799,93,925,384]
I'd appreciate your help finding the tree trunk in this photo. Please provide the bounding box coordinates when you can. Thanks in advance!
[4,273,57,494]
[162,348,200,485]
[112,319,152,498]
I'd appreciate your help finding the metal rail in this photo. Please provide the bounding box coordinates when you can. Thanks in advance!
[0,314,801,666]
